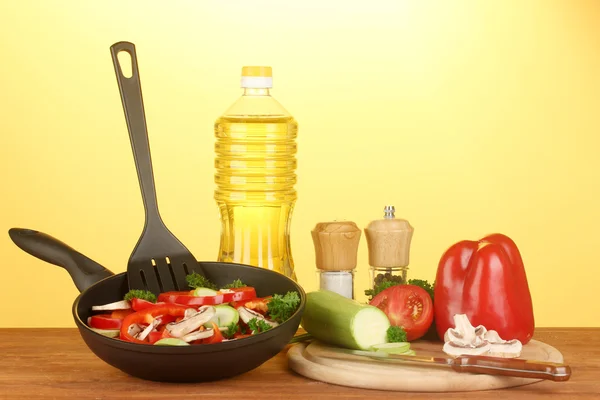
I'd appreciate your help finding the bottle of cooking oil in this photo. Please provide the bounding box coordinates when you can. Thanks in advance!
[214,66,298,280]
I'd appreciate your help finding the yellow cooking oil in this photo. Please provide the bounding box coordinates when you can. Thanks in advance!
[214,66,298,280]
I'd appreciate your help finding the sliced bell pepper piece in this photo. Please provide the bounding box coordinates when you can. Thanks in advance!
[120,303,190,344]
[232,296,271,313]
[202,322,224,344]
[111,309,134,319]
[131,298,163,312]
[434,233,535,344]
[89,314,123,330]
[159,287,257,307]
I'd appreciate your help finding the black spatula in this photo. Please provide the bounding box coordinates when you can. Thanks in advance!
[110,41,203,295]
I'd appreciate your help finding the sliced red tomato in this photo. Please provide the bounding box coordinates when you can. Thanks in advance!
[89,314,123,330]
[369,284,434,341]
[111,309,134,319]
[131,298,163,312]
[202,322,224,344]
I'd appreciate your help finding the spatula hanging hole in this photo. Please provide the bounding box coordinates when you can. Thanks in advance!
[183,263,190,275]
[151,258,156,267]
[117,50,133,78]
[165,256,171,265]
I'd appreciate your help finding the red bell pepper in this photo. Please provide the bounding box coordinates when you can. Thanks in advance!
[89,314,123,330]
[111,309,134,319]
[231,295,271,313]
[120,303,190,344]
[434,233,535,344]
[130,298,165,312]
[201,322,224,344]
[158,287,257,307]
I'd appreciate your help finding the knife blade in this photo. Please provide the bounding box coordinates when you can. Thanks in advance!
[310,345,571,382]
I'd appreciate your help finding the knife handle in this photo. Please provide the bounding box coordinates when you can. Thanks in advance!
[452,355,571,382]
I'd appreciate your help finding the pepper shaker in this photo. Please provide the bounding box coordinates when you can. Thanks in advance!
[364,205,414,289]
[311,221,361,299]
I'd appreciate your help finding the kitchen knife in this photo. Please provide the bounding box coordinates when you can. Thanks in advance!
[311,345,571,382]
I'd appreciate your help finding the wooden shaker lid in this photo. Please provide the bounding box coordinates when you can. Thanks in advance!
[311,221,361,271]
[364,207,414,268]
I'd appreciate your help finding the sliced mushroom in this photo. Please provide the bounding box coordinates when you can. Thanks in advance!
[484,330,522,358]
[166,306,216,338]
[443,314,486,347]
[91,300,131,311]
[238,307,279,328]
[181,328,215,343]
[443,340,491,357]
[135,318,161,341]
[127,323,142,338]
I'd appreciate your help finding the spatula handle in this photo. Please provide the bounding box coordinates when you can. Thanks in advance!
[453,354,571,382]
[110,41,162,225]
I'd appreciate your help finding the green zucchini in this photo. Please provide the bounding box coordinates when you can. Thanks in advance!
[89,328,120,338]
[371,342,410,354]
[193,287,218,296]
[154,338,189,346]
[301,290,390,350]
[204,304,239,328]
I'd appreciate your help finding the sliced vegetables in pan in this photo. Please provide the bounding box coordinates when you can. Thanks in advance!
[87,275,301,346]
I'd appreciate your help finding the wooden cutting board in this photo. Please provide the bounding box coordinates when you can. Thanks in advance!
[288,339,565,392]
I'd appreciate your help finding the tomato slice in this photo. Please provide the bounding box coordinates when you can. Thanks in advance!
[369,284,433,341]
[89,314,123,330]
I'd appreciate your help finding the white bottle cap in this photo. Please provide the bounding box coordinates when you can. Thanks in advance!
[240,66,273,89]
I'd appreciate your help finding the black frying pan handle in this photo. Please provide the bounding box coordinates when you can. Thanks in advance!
[110,41,162,226]
[8,228,114,293]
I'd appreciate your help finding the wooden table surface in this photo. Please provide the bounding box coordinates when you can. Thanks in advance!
[0,328,598,399]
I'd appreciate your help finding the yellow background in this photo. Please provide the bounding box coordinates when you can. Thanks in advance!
[1,1,598,328]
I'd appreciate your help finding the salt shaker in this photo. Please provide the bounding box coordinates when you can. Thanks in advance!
[364,205,414,290]
[311,221,361,299]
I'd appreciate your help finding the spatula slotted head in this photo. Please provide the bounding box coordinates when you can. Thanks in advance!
[127,227,203,295]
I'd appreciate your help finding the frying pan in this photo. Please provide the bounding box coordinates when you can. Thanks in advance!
[9,228,305,382]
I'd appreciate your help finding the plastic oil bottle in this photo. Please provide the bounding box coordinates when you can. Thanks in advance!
[214,66,298,280]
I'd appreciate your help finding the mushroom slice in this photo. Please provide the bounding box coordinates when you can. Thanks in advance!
[127,323,142,338]
[135,318,161,341]
[92,300,131,311]
[166,306,216,338]
[443,340,491,357]
[181,328,215,343]
[484,330,523,358]
[443,314,487,347]
[238,307,279,328]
